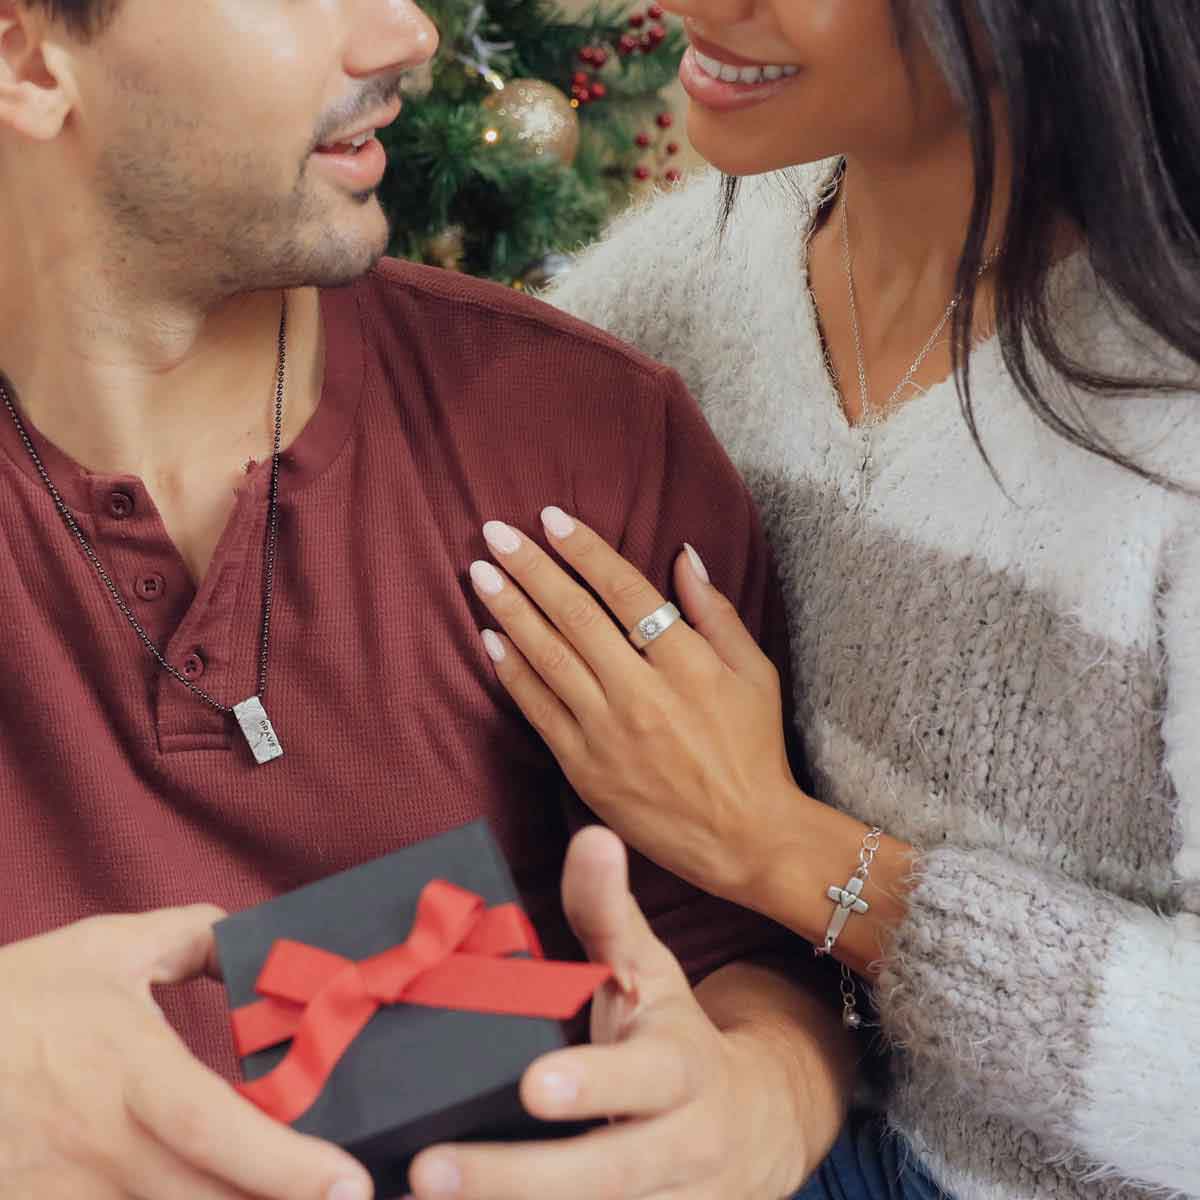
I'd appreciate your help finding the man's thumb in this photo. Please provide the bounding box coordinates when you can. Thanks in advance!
[561,827,677,996]
[110,904,227,985]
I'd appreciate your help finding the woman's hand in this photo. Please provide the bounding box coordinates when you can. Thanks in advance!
[407,828,811,1200]
[467,505,812,902]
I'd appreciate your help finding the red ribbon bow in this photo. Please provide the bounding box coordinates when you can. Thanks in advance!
[230,879,611,1124]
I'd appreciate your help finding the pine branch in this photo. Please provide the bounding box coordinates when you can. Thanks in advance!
[381,0,684,282]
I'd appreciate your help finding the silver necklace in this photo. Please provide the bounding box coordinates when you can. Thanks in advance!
[840,187,965,425]
[0,294,288,766]
[838,181,996,507]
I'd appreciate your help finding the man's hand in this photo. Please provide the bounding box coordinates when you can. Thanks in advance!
[407,828,809,1200]
[0,907,375,1200]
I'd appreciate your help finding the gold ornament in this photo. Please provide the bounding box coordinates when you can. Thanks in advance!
[481,80,581,166]
[426,225,465,272]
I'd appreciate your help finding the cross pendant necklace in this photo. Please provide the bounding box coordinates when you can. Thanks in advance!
[0,294,289,766]
[855,432,875,513]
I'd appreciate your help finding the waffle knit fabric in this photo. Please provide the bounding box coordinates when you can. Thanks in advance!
[548,163,1200,1200]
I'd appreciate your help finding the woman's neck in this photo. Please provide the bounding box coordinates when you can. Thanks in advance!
[839,106,1013,330]
[805,113,1012,425]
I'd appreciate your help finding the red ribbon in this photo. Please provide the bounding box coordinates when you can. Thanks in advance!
[230,879,611,1124]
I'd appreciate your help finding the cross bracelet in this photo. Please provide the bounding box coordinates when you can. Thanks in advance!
[814,826,884,1030]
[814,826,883,957]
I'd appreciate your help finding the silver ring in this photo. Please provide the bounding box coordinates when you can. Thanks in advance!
[627,602,682,651]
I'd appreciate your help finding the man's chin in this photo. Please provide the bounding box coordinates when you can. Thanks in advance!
[313,235,389,286]
[292,205,392,289]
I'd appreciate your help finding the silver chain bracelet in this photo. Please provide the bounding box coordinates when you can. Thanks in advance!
[814,826,883,1029]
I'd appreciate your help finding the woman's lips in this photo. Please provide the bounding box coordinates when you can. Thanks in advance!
[678,44,803,113]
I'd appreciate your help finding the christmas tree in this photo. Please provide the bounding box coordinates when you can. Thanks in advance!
[380,0,685,288]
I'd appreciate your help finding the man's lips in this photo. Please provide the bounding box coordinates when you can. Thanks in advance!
[309,100,402,193]
[316,98,404,153]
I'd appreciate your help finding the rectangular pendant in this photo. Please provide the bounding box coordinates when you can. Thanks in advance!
[233,696,284,765]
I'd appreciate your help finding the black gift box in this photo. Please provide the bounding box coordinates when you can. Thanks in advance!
[214,821,598,1197]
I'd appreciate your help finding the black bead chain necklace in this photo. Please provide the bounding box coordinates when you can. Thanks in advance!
[0,293,289,766]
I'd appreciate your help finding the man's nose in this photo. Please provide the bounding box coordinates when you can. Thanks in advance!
[345,0,440,78]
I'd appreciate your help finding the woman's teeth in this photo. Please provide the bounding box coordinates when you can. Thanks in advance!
[692,49,799,86]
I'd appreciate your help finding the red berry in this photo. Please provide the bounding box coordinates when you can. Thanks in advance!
[577,88,592,103]
[648,24,667,43]
[665,168,682,183]
[591,81,607,99]
[648,2,664,16]
[593,48,609,66]
[635,131,652,147]
[618,33,638,54]
[629,12,646,27]
[579,47,594,63]
[634,165,652,180]
[656,111,674,129]
[666,141,680,155]
[574,70,590,85]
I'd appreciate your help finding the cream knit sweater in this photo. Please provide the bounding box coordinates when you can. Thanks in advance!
[548,164,1200,1200]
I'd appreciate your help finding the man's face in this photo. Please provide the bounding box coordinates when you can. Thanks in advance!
[62,0,437,294]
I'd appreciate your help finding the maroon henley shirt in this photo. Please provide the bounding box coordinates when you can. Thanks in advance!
[0,261,791,1077]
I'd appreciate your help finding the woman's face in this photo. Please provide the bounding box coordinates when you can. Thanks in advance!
[660,0,962,176]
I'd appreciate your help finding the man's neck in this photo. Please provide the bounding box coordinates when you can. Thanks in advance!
[0,240,326,582]
[0,280,323,479]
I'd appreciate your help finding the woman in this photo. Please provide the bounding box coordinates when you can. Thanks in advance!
[465,2,1200,1198]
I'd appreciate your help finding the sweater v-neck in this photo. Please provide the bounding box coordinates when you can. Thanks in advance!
[786,159,1002,468]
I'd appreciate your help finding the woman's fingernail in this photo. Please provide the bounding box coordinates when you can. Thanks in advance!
[538,1070,580,1108]
[327,1178,372,1200]
[541,506,577,539]
[684,542,710,584]
[483,520,522,555]
[470,561,505,596]
[481,630,506,663]
[417,1154,462,1198]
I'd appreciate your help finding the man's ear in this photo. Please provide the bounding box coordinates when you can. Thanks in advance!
[0,3,74,141]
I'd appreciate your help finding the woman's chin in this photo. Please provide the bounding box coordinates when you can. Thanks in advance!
[683,105,816,179]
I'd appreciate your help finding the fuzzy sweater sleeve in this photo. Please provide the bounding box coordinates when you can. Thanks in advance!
[876,521,1200,1196]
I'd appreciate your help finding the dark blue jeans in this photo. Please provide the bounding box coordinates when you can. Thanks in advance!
[791,1113,947,1200]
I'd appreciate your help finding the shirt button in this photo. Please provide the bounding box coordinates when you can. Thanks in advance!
[134,573,166,602]
[182,651,206,679]
[108,490,135,519]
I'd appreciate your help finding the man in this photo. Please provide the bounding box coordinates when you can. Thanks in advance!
[0,2,855,1198]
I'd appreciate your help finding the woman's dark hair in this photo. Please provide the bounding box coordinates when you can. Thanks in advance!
[723,0,1200,487]
[24,0,119,37]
